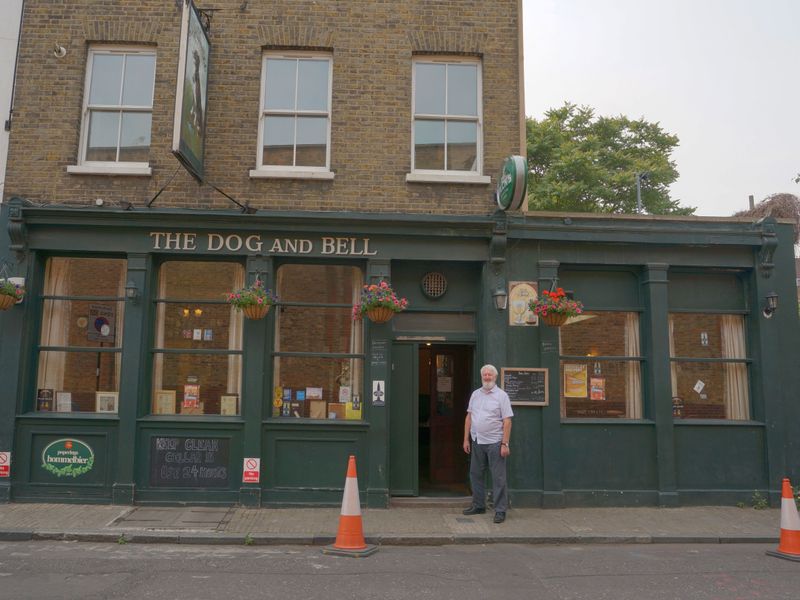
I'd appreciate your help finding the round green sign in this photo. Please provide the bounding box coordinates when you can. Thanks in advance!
[496,155,528,211]
[41,438,95,478]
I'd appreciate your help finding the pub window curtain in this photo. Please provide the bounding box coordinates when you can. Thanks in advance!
[668,316,678,399]
[624,312,642,419]
[349,275,364,400]
[226,268,245,395]
[721,314,749,420]
[152,267,168,393]
[37,258,71,390]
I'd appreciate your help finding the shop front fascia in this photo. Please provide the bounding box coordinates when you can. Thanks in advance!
[1,200,799,507]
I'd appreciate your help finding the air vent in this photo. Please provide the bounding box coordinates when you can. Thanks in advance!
[421,272,447,299]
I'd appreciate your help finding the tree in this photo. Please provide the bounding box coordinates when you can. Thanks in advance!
[526,103,695,215]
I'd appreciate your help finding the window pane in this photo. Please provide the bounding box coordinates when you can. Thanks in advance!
[560,360,640,418]
[44,257,127,297]
[414,120,445,170]
[297,59,329,111]
[121,54,155,106]
[414,63,446,114]
[447,64,477,116]
[273,356,364,420]
[263,116,295,166]
[158,262,244,301]
[89,54,123,105]
[40,300,125,348]
[264,58,297,110]
[36,351,120,413]
[295,116,327,166]
[560,312,637,357]
[446,121,477,171]
[671,361,749,420]
[156,302,242,351]
[152,354,242,416]
[86,111,120,162]
[670,313,745,359]
[277,264,362,303]
[278,306,361,353]
[118,112,151,162]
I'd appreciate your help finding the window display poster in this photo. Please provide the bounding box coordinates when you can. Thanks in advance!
[183,384,200,408]
[56,391,72,412]
[87,303,116,343]
[338,386,351,403]
[372,380,385,406]
[306,387,323,400]
[156,390,177,414]
[563,364,588,398]
[37,389,53,412]
[589,377,606,401]
[220,395,238,416]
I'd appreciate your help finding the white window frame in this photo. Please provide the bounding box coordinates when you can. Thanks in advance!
[407,56,489,185]
[68,46,156,176]
[250,51,334,180]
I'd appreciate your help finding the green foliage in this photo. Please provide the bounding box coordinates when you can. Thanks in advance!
[526,103,695,215]
[244,533,254,546]
[751,490,769,510]
[117,534,128,545]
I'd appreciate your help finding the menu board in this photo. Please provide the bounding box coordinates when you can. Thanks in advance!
[149,436,230,488]
[500,368,548,406]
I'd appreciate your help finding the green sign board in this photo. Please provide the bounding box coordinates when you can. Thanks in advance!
[496,155,528,211]
[41,438,95,478]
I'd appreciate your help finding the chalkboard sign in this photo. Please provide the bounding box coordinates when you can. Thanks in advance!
[500,367,548,406]
[149,436,230,488]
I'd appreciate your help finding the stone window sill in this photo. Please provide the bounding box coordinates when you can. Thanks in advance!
[405,172,491,185]
[249,169,335,180]
[67,165,152,176]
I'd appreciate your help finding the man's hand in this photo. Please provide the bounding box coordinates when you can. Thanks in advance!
[500,444,510,458]
[463,439,471,454]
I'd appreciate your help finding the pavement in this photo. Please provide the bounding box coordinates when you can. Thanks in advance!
[0,501,783,547]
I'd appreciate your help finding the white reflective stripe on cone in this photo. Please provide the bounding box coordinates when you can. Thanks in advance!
[781,497,800,531]
[340,477,361,516]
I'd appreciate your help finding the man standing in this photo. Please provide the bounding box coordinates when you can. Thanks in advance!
[463,364,513,523]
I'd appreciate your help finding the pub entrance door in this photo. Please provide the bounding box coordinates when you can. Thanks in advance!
[418,344,472,495]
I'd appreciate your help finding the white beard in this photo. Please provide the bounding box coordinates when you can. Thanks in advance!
[482,381,494,391]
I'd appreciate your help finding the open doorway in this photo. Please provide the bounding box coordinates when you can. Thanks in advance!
[418,344,472,495]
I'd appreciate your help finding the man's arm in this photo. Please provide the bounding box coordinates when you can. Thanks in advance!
[500,417,512,457]
[463,413,472,454]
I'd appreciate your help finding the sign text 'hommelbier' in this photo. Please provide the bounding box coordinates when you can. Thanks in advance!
[149,232,378,256]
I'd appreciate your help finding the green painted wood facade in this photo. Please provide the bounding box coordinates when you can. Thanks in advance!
[1,197,799,507]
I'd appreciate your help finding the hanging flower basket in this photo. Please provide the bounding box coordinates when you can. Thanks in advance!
[366,306,395,324]
[540,312,570,327]
[226,278,277,320]
[242,304,270,320]
[353,280,409,323]
[0,294,15,311]
[0,279,24,311]
[529,287,583,327]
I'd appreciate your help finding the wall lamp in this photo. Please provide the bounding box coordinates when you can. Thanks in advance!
[492,286,508,311]
[762,291,778,318]
[125,280,139,303]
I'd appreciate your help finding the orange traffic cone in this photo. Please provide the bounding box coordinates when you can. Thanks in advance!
[766,478,800,562]
[322,455,378,557]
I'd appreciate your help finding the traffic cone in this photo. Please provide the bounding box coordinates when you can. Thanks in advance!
[766,478,800,562]
[322,455,378,557]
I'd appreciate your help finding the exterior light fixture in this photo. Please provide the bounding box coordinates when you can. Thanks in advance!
[124,280,139,303]
[194,308,203,317]
[763,291,778,318]
[492,286,508,311]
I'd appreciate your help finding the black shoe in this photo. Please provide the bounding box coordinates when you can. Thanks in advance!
[493,512,506,523]
[462,506,486,516]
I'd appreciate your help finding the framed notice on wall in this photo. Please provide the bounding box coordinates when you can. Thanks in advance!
[96,391,118,413]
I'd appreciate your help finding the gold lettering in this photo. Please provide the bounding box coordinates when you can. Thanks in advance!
[207,233,224,251]
[363,238,377,256]
[298,239,313,253]
[270,238,285,253]
[321,237,335,254]
[164,233,181,250]
[336,238,348,255]
[245,235,263,252]
[150,232,166,250]
[225,235,243,252]
[183,233,196,251]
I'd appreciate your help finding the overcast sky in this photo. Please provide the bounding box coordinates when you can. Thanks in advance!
[523,0,799,216]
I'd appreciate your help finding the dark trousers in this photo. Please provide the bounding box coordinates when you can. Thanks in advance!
[469,440,508,512]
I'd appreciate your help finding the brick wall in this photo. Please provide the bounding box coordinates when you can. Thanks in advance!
[5,0,523,214]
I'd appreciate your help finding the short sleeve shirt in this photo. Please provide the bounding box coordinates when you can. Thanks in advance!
[467,384,513,444]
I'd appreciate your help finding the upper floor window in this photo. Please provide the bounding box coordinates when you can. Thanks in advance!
[410,57,483,179]
[71,47,156,174]
[254,52,333,178]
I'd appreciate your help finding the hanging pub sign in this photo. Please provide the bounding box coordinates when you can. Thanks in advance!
[172,0,210,182]
[495,155,528,211]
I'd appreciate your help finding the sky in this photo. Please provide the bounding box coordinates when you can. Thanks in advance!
[522,0,800,216]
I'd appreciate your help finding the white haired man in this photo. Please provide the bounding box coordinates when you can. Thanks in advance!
[462,364,513,523]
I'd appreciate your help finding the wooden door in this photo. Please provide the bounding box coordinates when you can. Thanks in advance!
[429,346,471,484]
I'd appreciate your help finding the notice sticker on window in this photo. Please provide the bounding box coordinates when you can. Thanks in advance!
[693,380,705,394]
[0,452,10,478]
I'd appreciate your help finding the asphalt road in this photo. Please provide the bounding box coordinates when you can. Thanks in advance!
[0,541,797,600]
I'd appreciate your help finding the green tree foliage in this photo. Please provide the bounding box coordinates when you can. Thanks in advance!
[526,103,695,215]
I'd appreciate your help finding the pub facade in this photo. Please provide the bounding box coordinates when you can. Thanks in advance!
[0,0,798,508]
